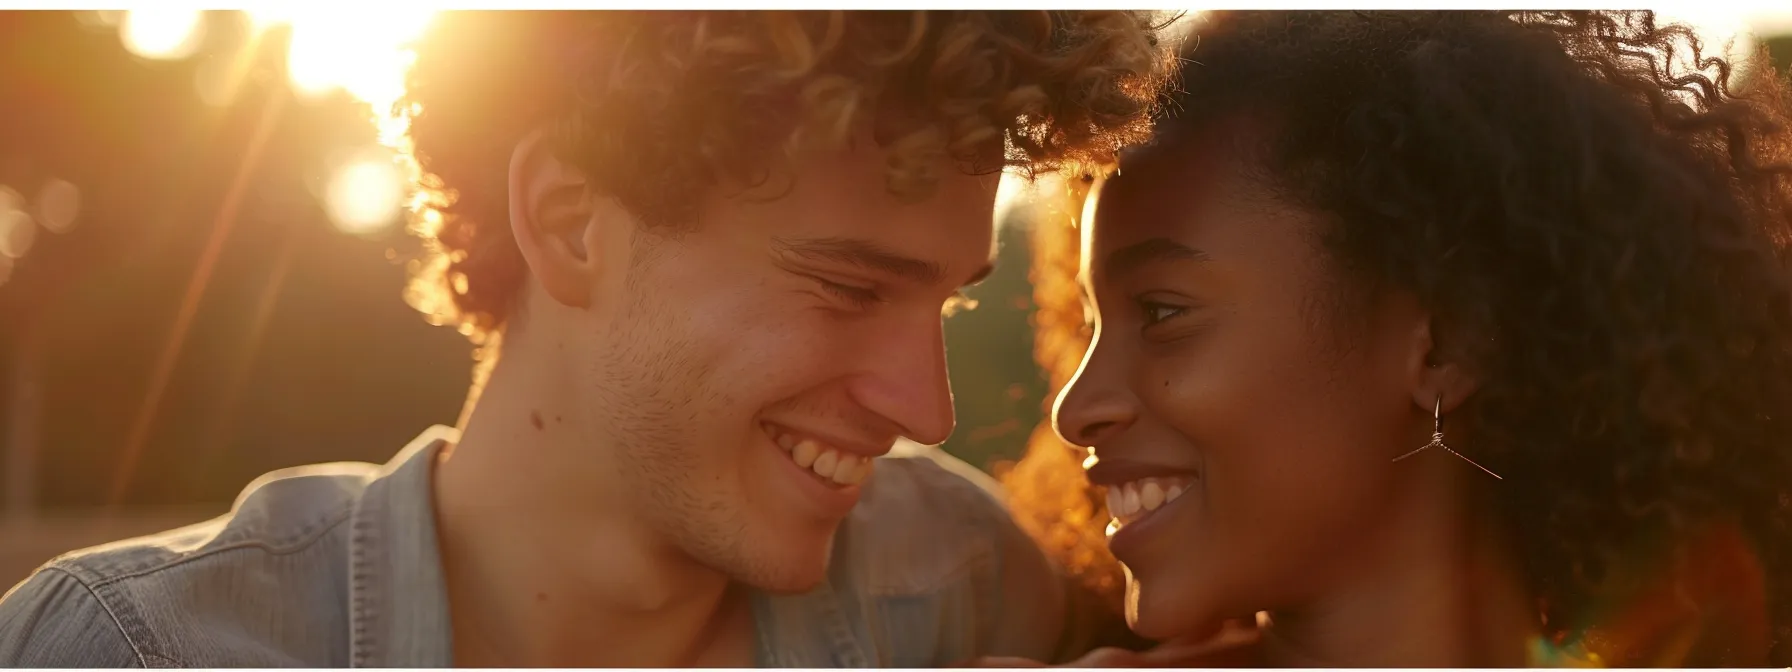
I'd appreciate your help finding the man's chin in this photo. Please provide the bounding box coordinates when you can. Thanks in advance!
[735,560,830,594]
[751,574,827,595]
[728,533,837,594]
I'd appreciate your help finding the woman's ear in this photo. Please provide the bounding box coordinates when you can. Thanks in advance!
[508,129,599,308]
[1404,317,1481,414]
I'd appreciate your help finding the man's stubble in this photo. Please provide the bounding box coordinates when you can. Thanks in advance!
[586,240,808,591]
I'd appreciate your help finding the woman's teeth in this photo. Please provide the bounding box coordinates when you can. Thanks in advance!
[775,432,873,486]
[1105,476,1192,524]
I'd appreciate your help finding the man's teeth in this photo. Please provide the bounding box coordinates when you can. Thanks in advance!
[1105,476,1192,522]
[776,433,873,485]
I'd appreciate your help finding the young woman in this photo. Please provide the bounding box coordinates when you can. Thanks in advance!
[1015,10,1792,667]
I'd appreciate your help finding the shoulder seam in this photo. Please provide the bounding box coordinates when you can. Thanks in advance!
[35,566,174,668]
[73,509,353,590]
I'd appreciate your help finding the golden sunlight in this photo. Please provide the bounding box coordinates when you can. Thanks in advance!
[1656,6,1757,75]
[119,10,205,61]
[992,170,1033,231]
[248,8,435,139]
[993,170,1069,235]
[236,8,437,234]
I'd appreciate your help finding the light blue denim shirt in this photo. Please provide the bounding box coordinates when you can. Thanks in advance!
[0,426,1096,667]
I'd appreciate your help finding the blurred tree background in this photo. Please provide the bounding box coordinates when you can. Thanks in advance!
[940,218,1050,472]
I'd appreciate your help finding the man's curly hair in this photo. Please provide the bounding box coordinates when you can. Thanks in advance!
[391,10,1172,343]
[1005,9,1792,665]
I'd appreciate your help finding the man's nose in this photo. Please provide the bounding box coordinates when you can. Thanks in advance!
[846,318,957,446]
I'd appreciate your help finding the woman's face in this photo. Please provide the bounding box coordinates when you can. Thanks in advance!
[1053,123,1441,639]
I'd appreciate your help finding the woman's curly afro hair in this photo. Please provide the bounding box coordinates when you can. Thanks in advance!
[1006,9,1792,665]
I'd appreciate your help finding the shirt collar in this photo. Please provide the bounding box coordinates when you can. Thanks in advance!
[339,425,876,667]
[347,425,458,668]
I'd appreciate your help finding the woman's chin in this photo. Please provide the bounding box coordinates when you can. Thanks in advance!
[1125,575,1243,643]
[1125,583,1193,641]
[1129,612,1204,642]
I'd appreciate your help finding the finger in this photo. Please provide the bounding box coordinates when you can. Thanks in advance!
[1135,623,1262,665]
[1169,618,1228,644]
[1145,616,1251,651]
[957,656,1048,667]
[1069,647,1146,667]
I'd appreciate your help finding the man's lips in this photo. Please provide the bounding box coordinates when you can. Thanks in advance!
[1085,457,1199,487]
[760,421,894,459]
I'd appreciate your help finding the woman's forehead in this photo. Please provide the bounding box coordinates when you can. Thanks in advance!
[1091,143,1236,250]
[1084,144,1325,285]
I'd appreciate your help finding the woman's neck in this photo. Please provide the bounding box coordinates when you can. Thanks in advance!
[1262,482,1537,667]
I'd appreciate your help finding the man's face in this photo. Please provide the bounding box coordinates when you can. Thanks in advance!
[568,143,999,592]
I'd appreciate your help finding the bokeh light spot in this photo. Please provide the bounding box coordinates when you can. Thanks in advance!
[0,208,38,259]
[120,10,206,61]
[324,149,406,235]
[36,179,82,235]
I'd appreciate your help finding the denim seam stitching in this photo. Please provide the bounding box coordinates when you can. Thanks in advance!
[38,566,173,668]
[72,511,353,591]
[348,511,377,667]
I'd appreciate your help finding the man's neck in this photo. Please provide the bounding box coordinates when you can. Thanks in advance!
[1263,474,1536,667]
[431,344,755,667]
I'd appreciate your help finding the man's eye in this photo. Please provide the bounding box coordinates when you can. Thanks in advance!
[1139,300,1188,326]
[816,278,882,309]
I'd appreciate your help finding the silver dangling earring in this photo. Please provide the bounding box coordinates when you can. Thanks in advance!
[1391,394,1502,479]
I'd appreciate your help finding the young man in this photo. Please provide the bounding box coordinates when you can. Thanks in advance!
[0,11,1169,666]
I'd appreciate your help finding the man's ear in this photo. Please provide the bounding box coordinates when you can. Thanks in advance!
[508,129,600,308]
[1403,317,1481,415]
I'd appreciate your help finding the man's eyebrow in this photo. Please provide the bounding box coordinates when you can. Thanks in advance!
[1103,237,1210,281]
[773,236,948,285]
